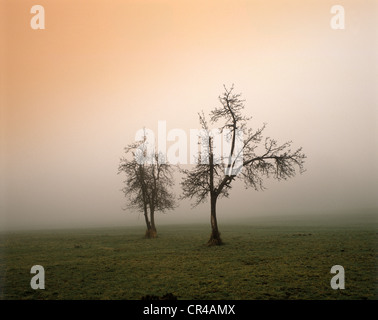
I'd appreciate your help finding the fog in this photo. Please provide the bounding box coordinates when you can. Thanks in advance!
[1,0,377,231]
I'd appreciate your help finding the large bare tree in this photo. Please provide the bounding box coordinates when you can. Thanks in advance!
[181,86,306,245]
[118,135,176,238]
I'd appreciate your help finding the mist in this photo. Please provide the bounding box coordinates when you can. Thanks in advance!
[1,0,377,231]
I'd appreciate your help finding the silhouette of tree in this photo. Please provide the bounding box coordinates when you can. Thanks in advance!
[181,85,306,245]
[119,133,176,238]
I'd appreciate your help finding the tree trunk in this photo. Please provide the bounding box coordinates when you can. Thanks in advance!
[149,208,157,238]
[207,137,222,246]
[143,205,150,230]
[208,194,222,246]
[143,203,155,238]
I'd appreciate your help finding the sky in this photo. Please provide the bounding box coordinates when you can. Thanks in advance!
[1,0,377,231]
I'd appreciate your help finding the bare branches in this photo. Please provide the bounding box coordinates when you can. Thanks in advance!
[210,85,249,129]
[181,85,306,206]
[241,138,306,187]
[118,136,177,215]
[180,164,210,207]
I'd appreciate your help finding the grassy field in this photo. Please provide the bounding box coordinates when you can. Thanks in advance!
[1,216,377,300]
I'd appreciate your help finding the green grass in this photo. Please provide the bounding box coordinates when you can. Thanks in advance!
[0,221,377,300]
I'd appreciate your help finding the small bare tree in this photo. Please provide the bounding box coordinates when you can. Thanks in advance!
[181,86,306,245]
[118,135,176,238]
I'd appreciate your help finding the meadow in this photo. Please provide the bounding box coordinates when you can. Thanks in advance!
[1,214,377,300]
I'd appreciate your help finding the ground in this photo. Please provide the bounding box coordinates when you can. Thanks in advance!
[1,216,377,300]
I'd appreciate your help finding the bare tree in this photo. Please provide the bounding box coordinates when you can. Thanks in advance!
[181,85,306,245]
[118,135,176,238]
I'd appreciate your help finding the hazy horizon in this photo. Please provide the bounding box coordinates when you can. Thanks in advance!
[1,0,377,231]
